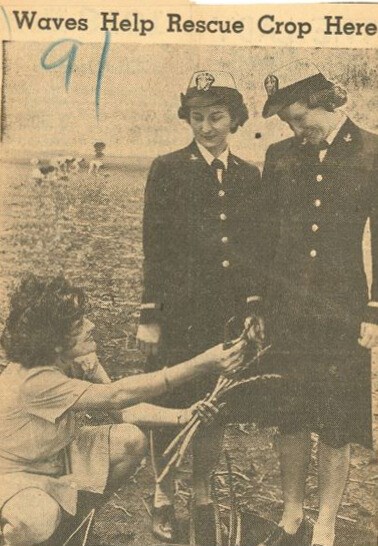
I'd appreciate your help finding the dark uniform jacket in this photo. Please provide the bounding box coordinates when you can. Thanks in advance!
[140,140,261,376]
[260,117,377,447]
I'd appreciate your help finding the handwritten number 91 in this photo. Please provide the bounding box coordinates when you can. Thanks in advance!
[40,30,111,119]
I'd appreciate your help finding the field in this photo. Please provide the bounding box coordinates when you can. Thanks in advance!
[0,160,376,545]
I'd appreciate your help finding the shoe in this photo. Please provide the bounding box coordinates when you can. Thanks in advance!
[152,505,177,543]
[257,518,311,546]
[193,503,216,546]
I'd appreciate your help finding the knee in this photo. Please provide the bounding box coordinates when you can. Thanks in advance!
[115,424,148,461]
[126,424,148,459]
[2,489,61,545]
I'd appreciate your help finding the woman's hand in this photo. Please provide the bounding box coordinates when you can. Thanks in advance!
[198,339,246,374]
[136,323,162,356]
[178,400,222,426]
[72,352,99,378]
[245,315,265,349]
[359,322,378,349]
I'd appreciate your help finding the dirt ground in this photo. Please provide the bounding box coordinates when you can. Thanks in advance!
[0,160,376,545]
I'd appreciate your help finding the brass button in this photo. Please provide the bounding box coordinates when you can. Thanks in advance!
[314,199,321,207]
[310,249,317,258]
[221,236,229,244]
[218,189,225,197]
[316,174,323,182]
[220,213,227,221]
[312,224,319,232]
[222,260,230,268]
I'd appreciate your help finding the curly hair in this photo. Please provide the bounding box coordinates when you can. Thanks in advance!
[302,83,348,112]
[1,274,87,368]
[178,92,249,134]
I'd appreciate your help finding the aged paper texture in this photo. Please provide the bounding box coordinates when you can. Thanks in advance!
[0,1,376,545]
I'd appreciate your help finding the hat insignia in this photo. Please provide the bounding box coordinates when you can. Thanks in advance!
[264,74,279,96]
[195,72,215,91]
[343,133,352,143]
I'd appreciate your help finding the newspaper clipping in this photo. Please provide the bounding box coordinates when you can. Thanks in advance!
[0,1,377,545]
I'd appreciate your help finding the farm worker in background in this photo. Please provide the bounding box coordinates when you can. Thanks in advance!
[137,71,263,545]
[256,60,378,546]
[0,274,244,546]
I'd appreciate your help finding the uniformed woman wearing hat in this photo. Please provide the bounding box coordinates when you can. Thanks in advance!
[256,60,378,546]
[136,71,263,544]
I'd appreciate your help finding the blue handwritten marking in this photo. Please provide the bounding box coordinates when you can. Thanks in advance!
[0,6,12,39]
[96,30,111,119]
[40,39,82,91]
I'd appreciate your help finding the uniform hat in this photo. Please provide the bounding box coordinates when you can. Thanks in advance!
[262,60,333,118]
[180,70,244,110]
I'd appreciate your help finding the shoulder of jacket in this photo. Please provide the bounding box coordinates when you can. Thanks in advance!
[231,154,259,172]
[152,145,192,166]
[358,126,378,154]
[266,137,295,157]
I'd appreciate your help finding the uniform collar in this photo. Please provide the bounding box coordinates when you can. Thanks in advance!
[195,140,230,169]
[325,112,348,146]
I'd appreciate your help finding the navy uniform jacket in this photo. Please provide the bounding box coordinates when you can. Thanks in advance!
[261,117,378,340]
[140,141,261,383]
[259,118,377,447]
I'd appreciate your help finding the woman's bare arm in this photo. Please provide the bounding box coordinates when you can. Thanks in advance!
[71,341,244,412]
[121,403,184,427]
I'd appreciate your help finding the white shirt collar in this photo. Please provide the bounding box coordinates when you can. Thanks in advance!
[325,113,347,146]
[195,141,230,169]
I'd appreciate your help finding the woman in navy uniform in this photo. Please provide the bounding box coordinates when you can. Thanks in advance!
[257,60,378,546]
[137,71,262,544]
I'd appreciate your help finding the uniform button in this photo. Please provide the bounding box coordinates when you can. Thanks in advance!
[310,249,317,258]
[316,174,323,182]
[220,213,227,221]
[314,199,321,207]
[221,236,229,244]
[311,224,319,232]
[218,189,225,197]
[222,260,230,268]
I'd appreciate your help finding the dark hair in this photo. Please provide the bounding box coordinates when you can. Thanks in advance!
[1,274,86,368]
[301,83,347,112]
[178,93,249,134]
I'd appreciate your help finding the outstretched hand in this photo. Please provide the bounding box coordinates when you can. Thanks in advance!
[202,338,247,375]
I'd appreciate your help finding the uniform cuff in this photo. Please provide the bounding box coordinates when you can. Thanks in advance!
[140,303,163,311]
[364,302,378,324]
[246,296,263,316]
[139,302,163,324]
[246,295,262,304]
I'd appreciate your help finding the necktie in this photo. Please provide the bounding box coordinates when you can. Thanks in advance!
[211,158,225,183]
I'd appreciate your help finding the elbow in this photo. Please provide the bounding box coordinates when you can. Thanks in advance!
[109,388,126,410]
[110,387,144,410]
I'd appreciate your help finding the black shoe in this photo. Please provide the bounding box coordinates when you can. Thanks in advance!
[193,503,216,546]
[152,505,178,543]
[257,518,311,546]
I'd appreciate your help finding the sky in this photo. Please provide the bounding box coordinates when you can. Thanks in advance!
[2,43,377,162]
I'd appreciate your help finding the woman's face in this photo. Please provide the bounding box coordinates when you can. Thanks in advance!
[188,104,236,155]
[278,101,330,145]
[62,317,97,361]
